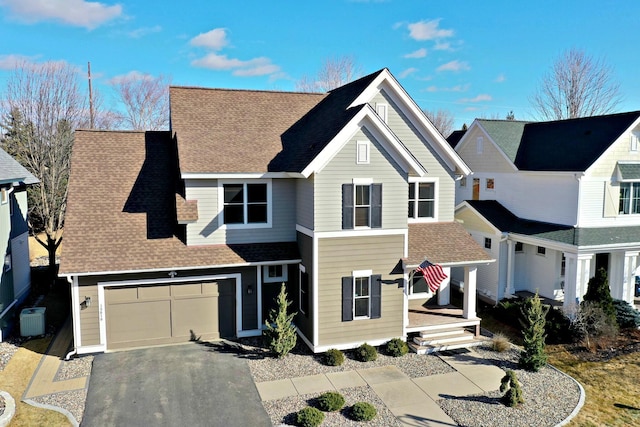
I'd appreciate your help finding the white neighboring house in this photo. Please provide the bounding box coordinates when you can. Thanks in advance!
[450,112,640,310]
[0,147,38,341]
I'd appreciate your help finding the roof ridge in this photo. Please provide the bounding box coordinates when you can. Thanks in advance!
[169,85,327,96]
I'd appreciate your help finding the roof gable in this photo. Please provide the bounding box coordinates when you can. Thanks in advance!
[0,147,38,185]
[476,119,529,163]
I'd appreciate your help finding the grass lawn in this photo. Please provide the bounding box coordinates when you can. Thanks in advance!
[479,301,640,427]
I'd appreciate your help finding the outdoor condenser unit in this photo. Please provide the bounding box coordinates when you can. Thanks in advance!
[20,307,46,337]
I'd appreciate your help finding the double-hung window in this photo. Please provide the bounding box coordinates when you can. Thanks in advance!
[342,182,382,229]
[342,271,381,321]
[354,276,370,318]
[619,182,640,215]
[408,180,436,221]
[220,181,270,227]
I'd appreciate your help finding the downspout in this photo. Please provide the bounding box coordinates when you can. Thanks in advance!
[499,232,509,304]
[64,276,77,360]
[574,173,583,227]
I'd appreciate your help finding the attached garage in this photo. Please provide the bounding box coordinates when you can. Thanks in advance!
[104,279,236,350]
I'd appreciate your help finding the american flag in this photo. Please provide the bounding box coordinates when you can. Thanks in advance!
[416,260,447,292]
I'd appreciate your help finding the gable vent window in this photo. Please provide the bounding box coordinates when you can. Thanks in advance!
[476,136,484,154]
[375,103,388,123]
[631,133,640,152]
[484,238,492,249]
[356,140,370,164]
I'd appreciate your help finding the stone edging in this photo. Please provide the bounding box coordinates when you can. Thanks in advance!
[549,363,586,427]
[0,391,15,427]
[22,398,79,427]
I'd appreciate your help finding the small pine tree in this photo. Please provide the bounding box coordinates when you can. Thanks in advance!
[264,283,297,358]
[519,292,549,372]
[582,268,617,323]
[500,370,524,407]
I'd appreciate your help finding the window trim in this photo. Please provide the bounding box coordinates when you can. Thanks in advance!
[352,269,373,320]
[375,103,388,123]
[485,178,495,191]
[356,140,370,164]
[537,246,546,256]
[515,242,524,253]
[408,177,438,223]
[619,181,640,215]
[263,264,288,283]
[631,132,640,152]
[217,179,272,229]
[484,237,492,249]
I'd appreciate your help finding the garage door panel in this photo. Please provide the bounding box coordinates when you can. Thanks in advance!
[108,300,172,344]
[108,287,138,302]
[171,283,202,297]
[202,282,219,296]
[139,285,170,299]
[172,297,219,340]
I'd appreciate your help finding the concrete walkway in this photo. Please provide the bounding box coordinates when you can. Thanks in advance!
[255,350,505,427]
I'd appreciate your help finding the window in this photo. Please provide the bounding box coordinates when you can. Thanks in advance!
[561,254,566,277]
[476,136,484,154]
[460,177,467,187]
[408,181,435,220]
[263,264,288,283]
[299,265,309,315]
[342,183,382,229]
[631,133,639,152]
[515,242,524,252]
[341,271,381,321]
[486,178,495,190]
[484,238,492,249]
[619,182,640,215]
[537,246,546,256]
[356,141,370,164]
[375,103,388,123]
[220,182,269,226]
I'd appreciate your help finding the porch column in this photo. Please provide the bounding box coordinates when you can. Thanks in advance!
[623,251,639,304]
[562,252,578,313]
[463,266,477,319]
[576,254,593,301]
[437,267,451,306]
[505,240,516,298]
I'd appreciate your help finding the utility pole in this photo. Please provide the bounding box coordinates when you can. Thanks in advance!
[87,62,95,129]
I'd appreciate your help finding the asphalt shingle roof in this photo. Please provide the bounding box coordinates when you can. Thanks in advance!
[476,120,529,163]
[618,163,640,180]
[0,147,38,185]
[60,130,299,275]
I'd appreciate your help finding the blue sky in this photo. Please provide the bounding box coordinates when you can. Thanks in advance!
[1,0,639,129]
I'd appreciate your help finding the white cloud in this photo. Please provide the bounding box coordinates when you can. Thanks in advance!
[108,70,154,84]
[436,60,470,72]
[0,54,37,69]
[0,0,122,29]
[408,19,454,41]
[399,67,418,78]
[494,73,506,83]
[434,41,452,51]
[424,83,470,93]
[191,53,280,77]
[127,25,162,39]
[460,94,492,103]
[403,48,427,59]
[189,28,228,51]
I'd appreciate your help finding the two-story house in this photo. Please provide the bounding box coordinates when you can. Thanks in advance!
[0,147,38,341]
[452,113,640,311]
[60,69,491,355]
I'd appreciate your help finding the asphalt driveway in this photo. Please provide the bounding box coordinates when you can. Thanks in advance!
[82,343,271,426]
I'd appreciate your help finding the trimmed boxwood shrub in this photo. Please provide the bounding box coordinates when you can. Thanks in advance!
[350,402,377,421]
[386,338,409,357]
[355,343,377,362]
[296,406,324,427]
[613,299,640,329]
[324,348,345,366]
[317,391,345,412]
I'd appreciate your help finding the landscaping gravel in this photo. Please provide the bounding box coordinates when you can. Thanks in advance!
[31,389,87,424]
[0,342,19,372]
[54,354,94,382]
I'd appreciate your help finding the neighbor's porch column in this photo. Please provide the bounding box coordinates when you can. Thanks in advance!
[504,240,516,298]
[463,266,477,319]
[437,267,451,306]
[576,254,593,301]
[562,252,578,313]
[623,251,639,304]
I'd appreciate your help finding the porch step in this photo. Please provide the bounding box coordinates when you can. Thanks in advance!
[413,329,475,347]
[409,335,487,355]
[418,328,465,339]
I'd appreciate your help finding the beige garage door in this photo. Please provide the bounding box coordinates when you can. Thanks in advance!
[105,280,235,350]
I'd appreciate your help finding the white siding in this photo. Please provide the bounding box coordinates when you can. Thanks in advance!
[513,244,563,301]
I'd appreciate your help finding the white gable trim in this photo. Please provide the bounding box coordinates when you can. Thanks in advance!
[456,120,518,172]
[300,105,426,178]
[349,69,471,176]
[454,201,503,235]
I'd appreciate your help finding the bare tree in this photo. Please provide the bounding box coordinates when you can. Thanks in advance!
[112,74,170,130]
[423,108,455,138]
[296,56,362,92]
[531,48,622,120]
[1,61,87,279]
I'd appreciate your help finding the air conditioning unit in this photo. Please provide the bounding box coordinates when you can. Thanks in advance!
[20,307,46,337]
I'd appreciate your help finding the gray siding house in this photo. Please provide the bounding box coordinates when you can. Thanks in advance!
[0,147,38,341]
[61,69,491,354]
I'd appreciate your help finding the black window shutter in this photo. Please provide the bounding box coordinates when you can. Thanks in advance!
[371,184,382,228]
[370,274,382,319]
[342,276,353,321]
[342,184,354,229]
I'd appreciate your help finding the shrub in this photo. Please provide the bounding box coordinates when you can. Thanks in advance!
[264,283,297,358]
[386,338,409,357]
[500,370,524,407]
[570,301,619,350]
[613,299,640,329]
[355,343,377,362]
[317,391,345,412]
[519,292,548,372]
[324,348,345,366]
[544,306,573,344]
[350,402,377,421]
[582,268,617,324]
[296,407,324,427]
[490,333,511,352]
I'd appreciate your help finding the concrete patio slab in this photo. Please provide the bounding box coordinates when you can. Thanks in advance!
[369,379,427,408]
[325,370,367,390]
[255,379,298,401]
[357,365,408,385]
[389,399,458,427]
[413,372,484,400]
[291,374,335,395]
